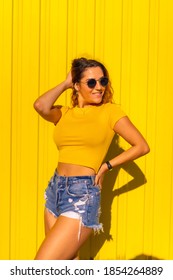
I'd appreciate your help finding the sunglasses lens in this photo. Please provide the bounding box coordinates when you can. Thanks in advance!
[100,77,108,87]
[86,77,108,88]
[87,79,97,88]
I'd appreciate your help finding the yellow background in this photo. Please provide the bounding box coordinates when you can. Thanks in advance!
[0,0,173,260]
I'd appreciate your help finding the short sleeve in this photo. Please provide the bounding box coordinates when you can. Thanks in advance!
[107,103,126,129]
[60,106,69,116]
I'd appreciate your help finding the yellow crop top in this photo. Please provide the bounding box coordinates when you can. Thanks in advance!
[53,103,126,173]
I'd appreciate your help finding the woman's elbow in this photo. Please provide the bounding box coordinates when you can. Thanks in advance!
[33,100,45,114]
[141,142,150,155]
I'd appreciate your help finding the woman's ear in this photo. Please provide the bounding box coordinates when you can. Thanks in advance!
[74,82,79,92]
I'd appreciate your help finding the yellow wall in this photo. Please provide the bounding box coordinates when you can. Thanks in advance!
[0,0,173,260]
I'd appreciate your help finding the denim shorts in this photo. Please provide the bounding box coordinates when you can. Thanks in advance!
[44,170,103,234]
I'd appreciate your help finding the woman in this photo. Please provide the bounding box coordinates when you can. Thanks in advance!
[33,57,150,260]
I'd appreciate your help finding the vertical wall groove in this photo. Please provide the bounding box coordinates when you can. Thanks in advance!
[9,0,14,260]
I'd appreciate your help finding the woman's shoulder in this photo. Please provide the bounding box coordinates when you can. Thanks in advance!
[103,102,126,118]
[102,103,127,128]
[102,102,124,111]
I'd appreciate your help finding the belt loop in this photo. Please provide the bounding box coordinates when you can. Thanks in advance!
[91,175,95,186]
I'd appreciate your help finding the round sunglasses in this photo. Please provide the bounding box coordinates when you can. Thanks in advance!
[80,77,108,89]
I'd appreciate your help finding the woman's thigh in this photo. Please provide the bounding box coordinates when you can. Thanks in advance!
[35,213,92,260]
[44,208,57,235]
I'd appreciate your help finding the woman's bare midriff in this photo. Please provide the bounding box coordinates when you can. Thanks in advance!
[57,162,96,176]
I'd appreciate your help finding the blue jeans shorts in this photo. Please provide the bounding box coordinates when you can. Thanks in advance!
[44,170,103,235]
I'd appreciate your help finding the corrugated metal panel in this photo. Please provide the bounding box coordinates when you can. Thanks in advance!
[0,0,12,260]
[0,0,173,260]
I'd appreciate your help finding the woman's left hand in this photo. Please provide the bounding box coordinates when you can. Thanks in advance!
[94,163,108,189]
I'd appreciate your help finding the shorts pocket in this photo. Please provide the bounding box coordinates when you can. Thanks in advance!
[66,181,88,197]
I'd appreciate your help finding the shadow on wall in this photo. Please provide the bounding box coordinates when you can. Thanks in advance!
[131,254,161,260]
[80,134,147,260]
